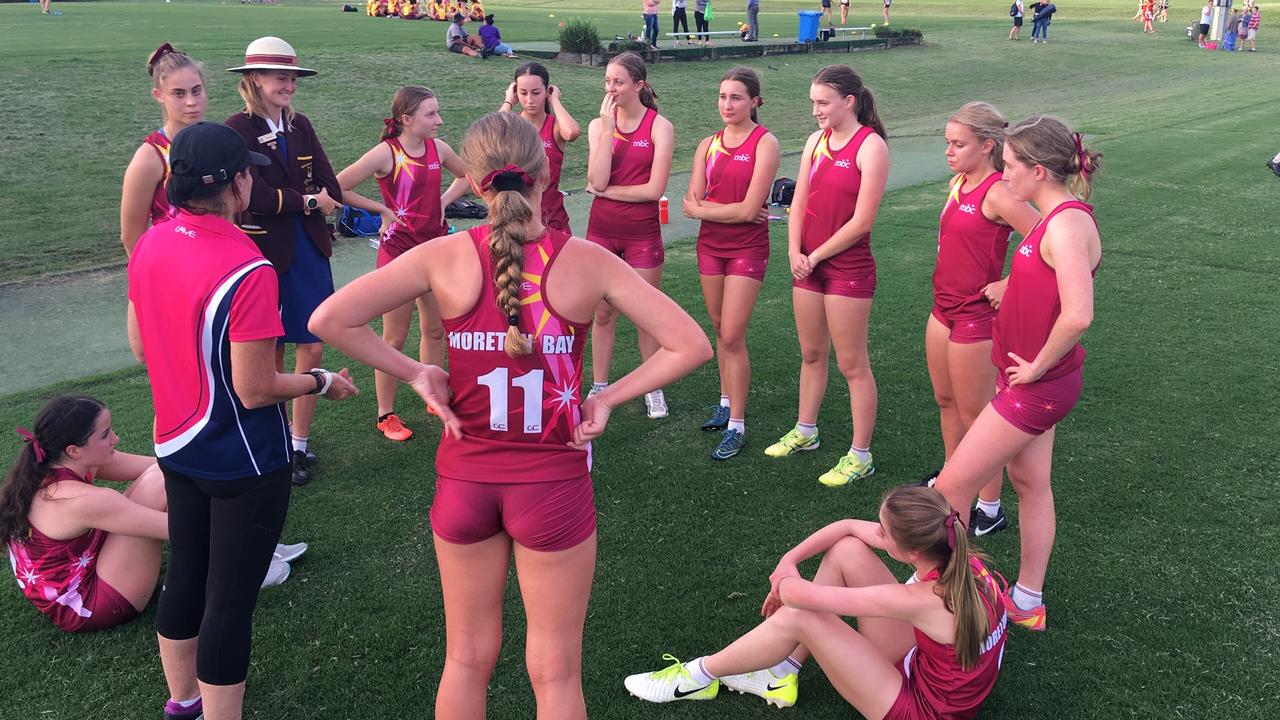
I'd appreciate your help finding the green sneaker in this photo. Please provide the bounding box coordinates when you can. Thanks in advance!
[624,654,720,703]
[722,669,799,708]
[817,451,875,487]
[763,428,821,457]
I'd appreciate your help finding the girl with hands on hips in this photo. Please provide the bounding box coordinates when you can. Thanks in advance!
[623,485,1009,720]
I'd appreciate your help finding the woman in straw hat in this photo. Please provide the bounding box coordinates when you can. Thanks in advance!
[225,37,343,487]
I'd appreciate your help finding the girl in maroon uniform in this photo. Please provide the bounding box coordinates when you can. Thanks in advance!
[584,52,677,418]
[926,102,1039,536]
[764,65,888,488]
[501,62,581,234]
[685,67,780,460]
[934,116,1101,632]
[120,44,206,256]
[311,112,710,720]
[623,486,1008,720]
[337,86,469,443]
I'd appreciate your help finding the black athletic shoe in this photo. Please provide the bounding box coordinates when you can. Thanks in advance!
[291,450,312,486]
[969,506,1009,538]
[701,405,730,431]
[915,468,942,488]
[305,448,317,465]
[1268,159,1280,178]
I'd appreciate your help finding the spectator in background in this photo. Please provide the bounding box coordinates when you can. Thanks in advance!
[1197,0,1211,47]
[820,0,835,29]
[1245,3,1259,51]
[1010,0,1025,40]
[644,0,661,48]
[745,0,759,41]
[1031,0,1055,43]
[479,14,517,57]
[672,0,692,45]
[694,0,713,45]
[447,13,484,57]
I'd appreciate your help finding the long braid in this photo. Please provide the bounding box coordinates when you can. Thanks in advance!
[488,189,532,356]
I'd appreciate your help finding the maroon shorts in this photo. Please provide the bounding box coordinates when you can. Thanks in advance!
[697,252,768,281]
[990,371,1082,436]
[51,577,141,633]
[792,265,876,298]
[585,232,665,269]
[429,475,597,552]
[931,303,996,344]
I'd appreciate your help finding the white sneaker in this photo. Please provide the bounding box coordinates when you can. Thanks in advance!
[722,670,799,708]
[644,390,669,419]
[273,542,308,563]
[260,559,291,589]
[624,655,719,703]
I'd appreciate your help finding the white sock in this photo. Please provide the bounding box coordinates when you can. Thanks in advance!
[728,418,745,434]
[719,395,730,408]
[795,422,817,438]
[1272,151,1280,164]
[291,436,308,453]
[171,697,200,708]
[769,656,802,677]
[850,445,870,462]
[976,498,1001,518]
[684,656,717,686]
[1010,583,1043,611]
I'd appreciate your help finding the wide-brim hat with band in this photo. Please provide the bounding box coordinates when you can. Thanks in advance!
[227,36,316,76]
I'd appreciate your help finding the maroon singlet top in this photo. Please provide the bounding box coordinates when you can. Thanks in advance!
[801,126,877,276]
[697,124,771,260]
[538,114,572,234]
[586,107,661,242]
[933,172,1012,317]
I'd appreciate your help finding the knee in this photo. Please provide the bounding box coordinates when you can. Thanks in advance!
[594,306,617,326]
[383,328,409,348]
[297,343,324,364]
[129,464,168,511]
[525,649,581,690]
[445,637,501,679]
[423,321,445,343]
[825,535,876,569]
[799,347,826,366]
[717,329,746,355]
[837,357,871,382]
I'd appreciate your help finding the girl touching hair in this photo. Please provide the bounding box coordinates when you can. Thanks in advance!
[310,111,710,720]
[624,485,1008,718]
[501,62,581,234]
[336,86,469,443]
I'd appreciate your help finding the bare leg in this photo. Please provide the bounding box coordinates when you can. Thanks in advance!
[699,274,730,402]
[199,682,247,720]
[95,464,166,611]
[434,532,512,720]
[590,301,617,385]
[514,535,597,720]
[792,288,830,426]
[715,275,763,421]
[1005,428,1057,592]
[158,636,199,702]
[825,295,876,450]
[632,265,664,362]
[375,302,414,417]
[291,343,325,440]
[946,337,1002,503]
[934,404,1036,517]
[418,293,446,368]
[925,314,963,458]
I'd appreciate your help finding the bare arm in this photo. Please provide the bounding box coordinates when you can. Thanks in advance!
[591,115,674,203]
[983,179,1041,237]
[337,143,397,224]
[230,339,357,408]
[808,132,889,264]
[126,301,145,363]
[586,113,615,193]
[548,86,581,143]
[120,144,165,256]
[59,484,169,541]
[95,451,157,483]
[685,132,779,224]
[438,140,471,208]
[1004,209,1099,385]
[778,577,922,622]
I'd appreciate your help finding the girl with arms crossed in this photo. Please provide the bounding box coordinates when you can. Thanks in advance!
[310,112,710,720]
[764,65,888,488]
[624,485,1008,718]
[337,86,469,443]
[500,62,581,234]
[584,52,676,418]
[685,66,779,460]
[925,102,1039,536]
[933,116,1102,631]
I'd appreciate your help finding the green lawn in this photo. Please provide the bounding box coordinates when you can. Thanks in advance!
[2,1,1279,718]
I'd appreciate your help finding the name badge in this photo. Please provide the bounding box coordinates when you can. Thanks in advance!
[257,131,278,145]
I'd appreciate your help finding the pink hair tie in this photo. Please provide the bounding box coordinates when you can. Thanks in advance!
[480,163,533,192]
[1072,132,1090,178]
[15,427,46,464]
[944,510,962,550]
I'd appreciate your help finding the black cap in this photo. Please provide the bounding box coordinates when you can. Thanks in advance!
[170,122,270,187]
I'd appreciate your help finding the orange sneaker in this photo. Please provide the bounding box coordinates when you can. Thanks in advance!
[377,413,414,441]
[1004,596,1047,631]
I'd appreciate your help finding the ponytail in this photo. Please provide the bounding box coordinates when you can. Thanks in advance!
[488,186,534,357]
[609,52,660,112]
[882,485,995,672]
[0,396,106,543]
[1006,115,1103,200]
[638,81,660,112]
[812,64,886,139]
[383,85,437,141]
[855,86,887,139]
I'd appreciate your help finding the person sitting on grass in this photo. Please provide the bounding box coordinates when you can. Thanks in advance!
[479,14,518,58]
[399,0,424,19]
[447,13,485,57]
[623,485,1009,717]
[2,396,304,635]
[466,0,486,22]
[426,0,447,19]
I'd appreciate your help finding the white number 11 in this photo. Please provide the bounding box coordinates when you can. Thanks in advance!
[476,368,544,434]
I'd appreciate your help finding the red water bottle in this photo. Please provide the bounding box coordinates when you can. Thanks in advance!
[659,195,669,224]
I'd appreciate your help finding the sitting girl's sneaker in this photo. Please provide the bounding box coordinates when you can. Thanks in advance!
[722,669,798,708]
[1004,597,1047,631]
[624,655,720,703]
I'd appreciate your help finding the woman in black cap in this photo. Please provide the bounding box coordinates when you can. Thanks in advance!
[225,37,343,486]
[128,121,357,720]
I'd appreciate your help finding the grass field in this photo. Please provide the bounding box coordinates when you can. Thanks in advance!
[2,0,1280,718]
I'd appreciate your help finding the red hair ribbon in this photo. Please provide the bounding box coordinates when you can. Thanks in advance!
[147,42,176,76]
[944,510,962,550]
[480,163,533,192]
[383,117,399,134]
[1072,132,1090,179]
[15,427,46,464]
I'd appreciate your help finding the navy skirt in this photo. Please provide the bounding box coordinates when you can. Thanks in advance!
[278,217,334,345]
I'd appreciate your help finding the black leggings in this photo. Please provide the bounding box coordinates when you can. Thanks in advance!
[672,6,690,36]
[155,463,292,686]
[694,10,710,40]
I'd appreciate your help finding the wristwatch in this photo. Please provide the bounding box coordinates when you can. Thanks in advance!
[304,195,319,213]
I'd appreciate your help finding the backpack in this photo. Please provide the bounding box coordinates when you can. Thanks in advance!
[445,198,489,220]
[337,206,382,237]
[1010,2,1018,15]
[771,177,796,207]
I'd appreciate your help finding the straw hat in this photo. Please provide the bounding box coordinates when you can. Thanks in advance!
[227,37,316,76]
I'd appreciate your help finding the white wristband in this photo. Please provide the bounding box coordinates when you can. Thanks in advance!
[309,368,334,396]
